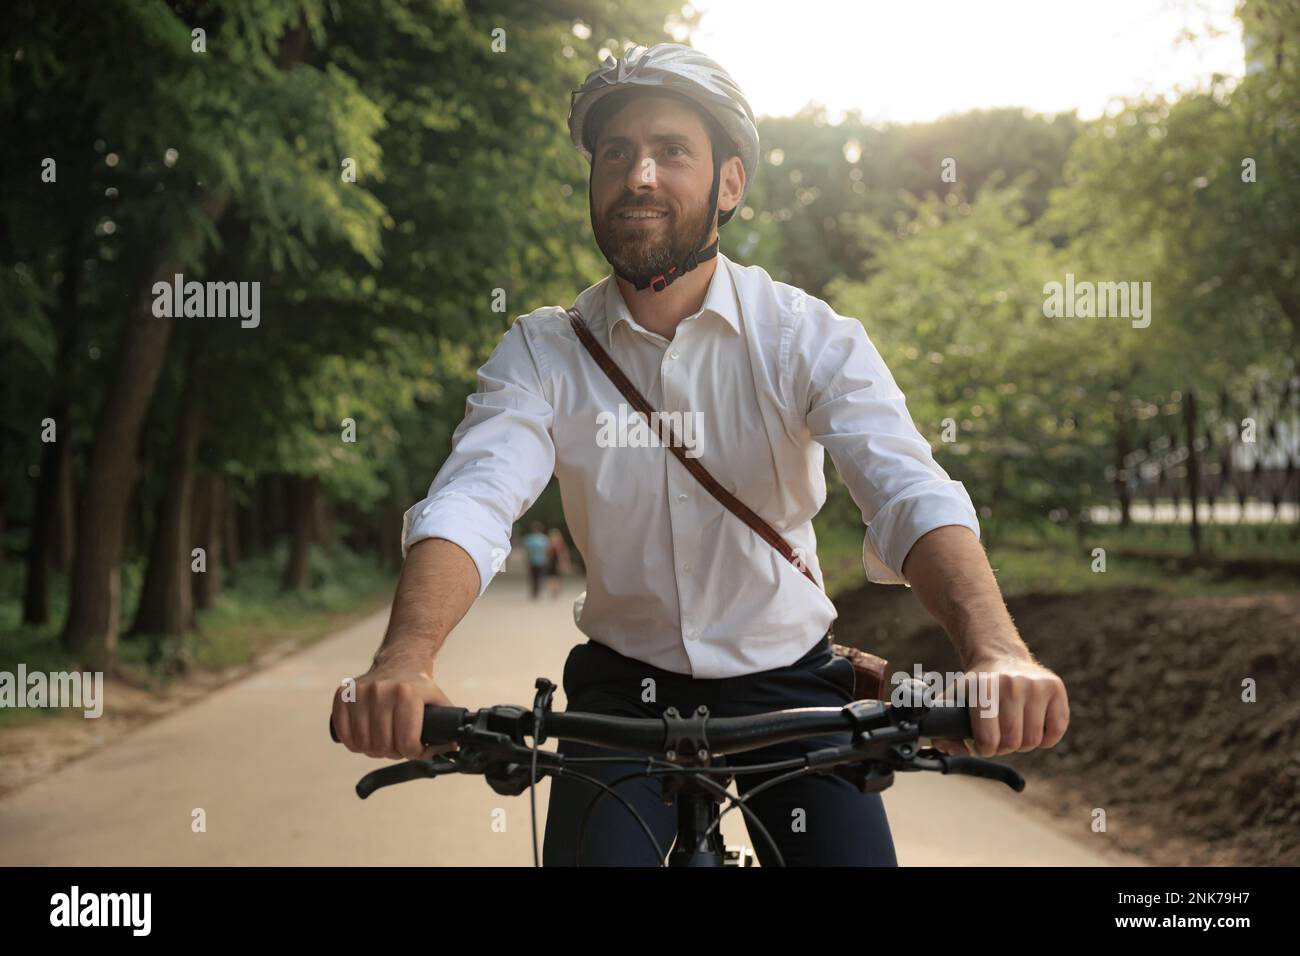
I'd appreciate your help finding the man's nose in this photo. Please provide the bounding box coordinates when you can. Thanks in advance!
[622,151,659,192]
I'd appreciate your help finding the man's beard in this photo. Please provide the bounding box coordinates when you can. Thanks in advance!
[591,191,714,288]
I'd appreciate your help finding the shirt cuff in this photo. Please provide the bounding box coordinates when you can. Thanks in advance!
[863,479,981,585]
[401,493,509,598]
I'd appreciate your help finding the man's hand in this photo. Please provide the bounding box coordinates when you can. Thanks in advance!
[330,537,481,760]
[331,663,458,761]
[900,526,1070,758]
[931,654,1069,757]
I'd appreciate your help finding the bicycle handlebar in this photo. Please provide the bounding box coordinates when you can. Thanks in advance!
[422,706,469,745]
[912,700,973,740]
[327,688,1026,812]
[330,684,1022,866]
[329,698,973,756]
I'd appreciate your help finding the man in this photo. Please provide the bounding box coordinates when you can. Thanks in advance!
[522,521,550,600]
[331,43,1069,865]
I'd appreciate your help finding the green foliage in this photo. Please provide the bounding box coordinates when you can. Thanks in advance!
[830,187,1109,528]
[738,106,1081,295]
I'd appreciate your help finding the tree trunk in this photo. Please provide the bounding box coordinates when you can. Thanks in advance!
[314,492,337,555]
[238,481,258,558]
[1184,392,1201,556]
[254,473,279,555]
[131,378,204,644]
[1115,413,1132,528]
[224,484,241,578]
[61,191,228,670]
[378,506,403,571]
[192,475,225,611]
[55,437,76,572]
[21,422,66,625]
[273,473,292,542]
[281,475,319,592]
[23,230,84,623]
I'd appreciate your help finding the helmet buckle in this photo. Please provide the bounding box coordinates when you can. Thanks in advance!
[650,265,679,292]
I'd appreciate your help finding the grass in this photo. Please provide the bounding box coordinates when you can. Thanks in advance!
[0,546,395,729]
[816,517,1300,601]
[1064,518,1300,562]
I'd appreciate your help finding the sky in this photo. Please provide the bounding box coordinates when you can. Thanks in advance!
[648,0,1247,124]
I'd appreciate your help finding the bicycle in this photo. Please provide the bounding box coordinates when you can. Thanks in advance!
[329,677,1025,867]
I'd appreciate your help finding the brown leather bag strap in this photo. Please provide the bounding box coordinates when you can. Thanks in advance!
[567,307,820,591]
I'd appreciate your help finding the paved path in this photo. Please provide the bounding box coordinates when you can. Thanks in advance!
[0,574,1139,866]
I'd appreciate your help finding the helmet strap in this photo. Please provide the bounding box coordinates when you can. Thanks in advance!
[622,138,723,293]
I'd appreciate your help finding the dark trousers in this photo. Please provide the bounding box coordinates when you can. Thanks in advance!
[542,633,898,866]
[528,564,544,599]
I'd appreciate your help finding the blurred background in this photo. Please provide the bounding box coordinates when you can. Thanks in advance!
[1,0,1297,866]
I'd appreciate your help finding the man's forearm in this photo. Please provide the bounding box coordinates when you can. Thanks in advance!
[900,525,1030,667]
[372,536,481,675]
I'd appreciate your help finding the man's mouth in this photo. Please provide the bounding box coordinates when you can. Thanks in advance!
[616,208,669,221]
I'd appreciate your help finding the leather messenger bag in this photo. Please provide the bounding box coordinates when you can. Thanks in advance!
[567,307,888,702]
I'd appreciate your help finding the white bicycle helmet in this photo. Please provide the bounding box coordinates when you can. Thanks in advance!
[568,43,760,292]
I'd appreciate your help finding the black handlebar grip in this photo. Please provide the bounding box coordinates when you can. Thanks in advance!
[331,709,467,746]
[422,705,470,746]
[919,703,972,740]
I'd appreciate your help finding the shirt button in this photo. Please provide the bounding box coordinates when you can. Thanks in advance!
[676,493,688,502]
[683,563,692,573]
[669,350,680,360]
[685,628,698,640]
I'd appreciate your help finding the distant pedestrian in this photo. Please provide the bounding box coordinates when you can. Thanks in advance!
[523,522,550,599]
[545,528,572,598]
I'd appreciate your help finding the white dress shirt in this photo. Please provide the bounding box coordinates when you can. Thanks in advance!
[402,252,980,679]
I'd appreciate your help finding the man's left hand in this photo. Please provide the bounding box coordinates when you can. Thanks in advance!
[931,655,1069,758]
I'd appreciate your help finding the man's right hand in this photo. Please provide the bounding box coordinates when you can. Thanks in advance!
[331,665,458,761]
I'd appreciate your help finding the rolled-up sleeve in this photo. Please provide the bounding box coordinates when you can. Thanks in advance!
[402,319,556,597]
[799,308,979,585]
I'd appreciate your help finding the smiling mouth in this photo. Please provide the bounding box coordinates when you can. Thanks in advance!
[616,209,669,221]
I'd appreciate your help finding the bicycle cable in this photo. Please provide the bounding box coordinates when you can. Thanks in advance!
[572,760,795,866]
[563,768,667,865]
[575,764,667,866]
[699,764,823,853]
[686,772,785,867]
[528,680,552,867]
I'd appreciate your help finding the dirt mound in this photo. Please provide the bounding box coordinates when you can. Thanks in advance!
[833,584,1300,866]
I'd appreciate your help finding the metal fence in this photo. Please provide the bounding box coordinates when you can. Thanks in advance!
[1097,375,1300,551]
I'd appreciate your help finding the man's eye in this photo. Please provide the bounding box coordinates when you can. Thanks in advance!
[665,145,686,158]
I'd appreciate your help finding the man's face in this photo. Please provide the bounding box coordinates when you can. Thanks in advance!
[588,94,742,287]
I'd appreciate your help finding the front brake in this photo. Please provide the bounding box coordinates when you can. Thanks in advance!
[906,749,1026,791]
[355,745,565,800]
[355,757,461,799]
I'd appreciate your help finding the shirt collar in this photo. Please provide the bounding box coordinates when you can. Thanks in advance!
[600,252,741,349]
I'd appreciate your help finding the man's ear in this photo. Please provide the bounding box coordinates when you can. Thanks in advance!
[719,154,746,214]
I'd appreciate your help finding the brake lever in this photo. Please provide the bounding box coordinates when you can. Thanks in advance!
[355,757,461,799]
[909,748,1026,792]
